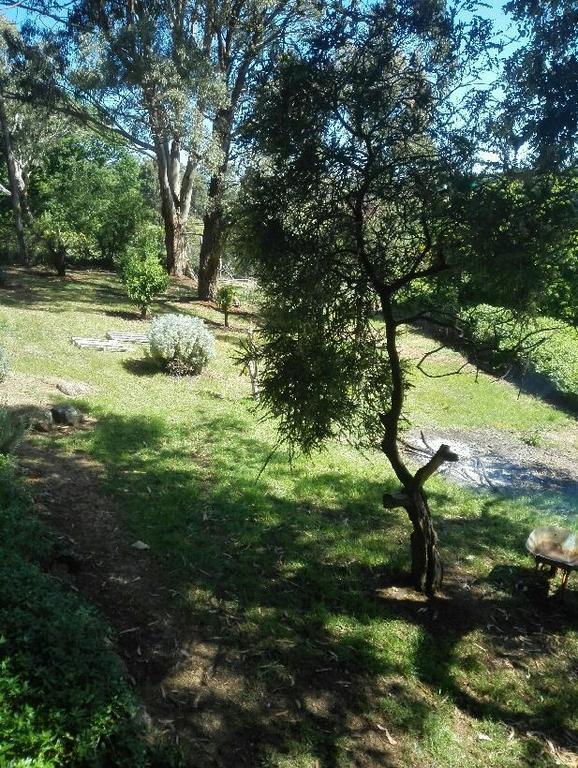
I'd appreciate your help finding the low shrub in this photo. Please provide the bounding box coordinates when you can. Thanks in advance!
[215,284,237,327]
[0,346,9,382]
[0,456,148,767]
[149,314,215,375]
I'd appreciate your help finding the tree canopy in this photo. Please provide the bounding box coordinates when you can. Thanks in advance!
[237,0,499,592]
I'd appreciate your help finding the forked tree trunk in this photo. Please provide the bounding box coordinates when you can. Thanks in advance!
[147,95,196,279]
[0,93,28,264]
[382,446,456,595]
[379,294,457,595]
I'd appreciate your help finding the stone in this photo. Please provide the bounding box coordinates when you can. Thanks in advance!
[51,405,82,426]
[30,409,54,432]
[56,380,92,397]
[131,540,150,551]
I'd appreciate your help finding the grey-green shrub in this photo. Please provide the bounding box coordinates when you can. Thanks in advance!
[149,314,215,375]
[0,346,9,382]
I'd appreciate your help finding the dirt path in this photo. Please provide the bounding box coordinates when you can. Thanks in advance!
[405,427,578,514]
[17,432,224,765]
[17,430,400,767]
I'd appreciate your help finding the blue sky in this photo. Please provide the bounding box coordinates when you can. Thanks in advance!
[3,1,515,30]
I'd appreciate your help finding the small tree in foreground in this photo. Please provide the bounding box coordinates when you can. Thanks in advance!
[238,1,501,595]
[119,226,170,318]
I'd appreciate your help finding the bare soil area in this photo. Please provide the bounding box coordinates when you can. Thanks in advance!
[405,427,578,514]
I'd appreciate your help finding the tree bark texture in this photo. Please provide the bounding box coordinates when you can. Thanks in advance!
[379,295,457,595]
[197,179,225,300]
[407,491,443,594]
[197,108,233,300]
[147,95,197,278]
[0,93,28,264]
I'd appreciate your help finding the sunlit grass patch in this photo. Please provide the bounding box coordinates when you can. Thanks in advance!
[1,269,576,767]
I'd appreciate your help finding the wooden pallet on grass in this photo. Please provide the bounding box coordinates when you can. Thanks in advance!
[71,337,130,352]
[106,331,149,344]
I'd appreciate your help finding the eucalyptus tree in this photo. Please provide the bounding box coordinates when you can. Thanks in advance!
[0,16,35,263]
[501,0,578,170]
[13,0,312,292]
[237,1,497,595]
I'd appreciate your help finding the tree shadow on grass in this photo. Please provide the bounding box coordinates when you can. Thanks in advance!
[56,408,576,767]
[104,309,144,321]
[0,269,142,321]
[122,357,162,377]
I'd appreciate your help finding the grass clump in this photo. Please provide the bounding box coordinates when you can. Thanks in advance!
[0,456,148,767]
[0,346,9,382]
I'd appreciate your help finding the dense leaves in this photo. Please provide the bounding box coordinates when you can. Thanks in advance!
[502,0,578,169]
[119,225,170,317]
[238,1,489,455]
[29,135,154,271]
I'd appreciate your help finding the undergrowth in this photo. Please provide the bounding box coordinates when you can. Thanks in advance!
[0,455,148,768]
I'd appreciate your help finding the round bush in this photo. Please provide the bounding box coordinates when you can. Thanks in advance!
[0,347,9,383]
[149,314,215,375]
[122,252,170,318]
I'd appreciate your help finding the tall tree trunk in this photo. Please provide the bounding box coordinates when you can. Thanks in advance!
[160,200,188,277]
[0,93,28,264]
[197,175,225,300]
[197,109,233,300]
[379,294,456,595]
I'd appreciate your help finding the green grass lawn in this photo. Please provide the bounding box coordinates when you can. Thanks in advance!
[1,269,577,768]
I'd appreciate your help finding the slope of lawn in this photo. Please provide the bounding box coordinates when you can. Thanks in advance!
[1,268,577,768]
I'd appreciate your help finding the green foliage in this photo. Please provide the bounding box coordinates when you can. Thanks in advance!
[0,456,147,767]
[461,304,578,397]
[0,345,9,382]
[119,226,170,317]
[29,136,155,270]
[447,172,578,325]
[215,284,236,326]
[237,2,491,454]
[149,314,215,375]
[216,284,236,312]
[501,0,578,169]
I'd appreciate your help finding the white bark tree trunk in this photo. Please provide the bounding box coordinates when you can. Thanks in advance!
[0,93,28,264]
